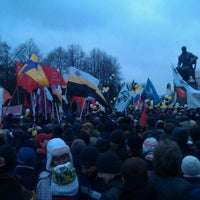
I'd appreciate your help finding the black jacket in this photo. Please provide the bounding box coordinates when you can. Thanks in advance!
[119,173,155,200]
[100,174,123,200]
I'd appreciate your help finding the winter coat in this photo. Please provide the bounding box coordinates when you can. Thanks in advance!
[148,171,193,200]
[78,171,105,200]
[100,174,123,200]
[0,172,33,200]
[119,173,155,200]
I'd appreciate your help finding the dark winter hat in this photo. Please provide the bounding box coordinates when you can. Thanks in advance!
[96,151,122,173]
[17,147,36,166]
[71,139,86,155]
[79,146,100,166]
[76,131,90,145]
[95,138,110,153]
[0,144,16,172]
[110,129,125,145]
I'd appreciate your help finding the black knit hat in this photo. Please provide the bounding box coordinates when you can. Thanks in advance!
[96,151,122,173]
[79,146,100,166]
[110,129,125,145]
[0,144,16,172]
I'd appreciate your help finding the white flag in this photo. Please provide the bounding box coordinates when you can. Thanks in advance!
[114,84,132,112]
[172,67,200,108]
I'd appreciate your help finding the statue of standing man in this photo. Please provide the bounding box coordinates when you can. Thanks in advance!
[177,46,198,82]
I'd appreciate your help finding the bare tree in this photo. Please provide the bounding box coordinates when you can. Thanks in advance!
[13,38,41,63]
[66,44,87,69]
[43,46,67,73]
[0,39,15,92]
[88,48,121,99]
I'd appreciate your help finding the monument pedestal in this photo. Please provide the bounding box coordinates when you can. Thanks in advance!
[188,81,198,90]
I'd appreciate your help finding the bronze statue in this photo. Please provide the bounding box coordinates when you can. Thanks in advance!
[176,46,198,82]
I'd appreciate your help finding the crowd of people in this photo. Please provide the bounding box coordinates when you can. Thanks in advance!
[1,105,200,199]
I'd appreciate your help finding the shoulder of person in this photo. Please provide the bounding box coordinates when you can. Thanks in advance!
[101,187,122,200]
[38,171,51,180]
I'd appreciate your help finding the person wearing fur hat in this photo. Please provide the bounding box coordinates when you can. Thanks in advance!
[36,138,79,200]
[96,151,123,200]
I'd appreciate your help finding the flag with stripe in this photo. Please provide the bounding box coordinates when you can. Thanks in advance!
[172,67,200,108]
[66,67,107,107]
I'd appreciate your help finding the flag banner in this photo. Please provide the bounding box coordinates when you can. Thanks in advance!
[3,88,12,104]
[72,96,86,109]
[133,93,143,110]
[114,84,132,112]
[44,87,53,101]
[145,78,161,105]
[50,85,63,103]
[16,54,66,93]
[139,105,147,126]
[66,67,107,107]
[42,65,66,86]
[67,66,99,86]
[172,67,200,108]
[23,93,31,108]
[2,104,23,116]
[16,61,41,93]
[37,88,51,114]
[0,86,12,105]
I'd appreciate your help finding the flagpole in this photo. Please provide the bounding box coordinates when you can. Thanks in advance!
[51,101,55,119]
[125,107,127,116]
[31,92,36,123]
[44,88,47,120]
[55,102,60,123]
[79,98,86,121]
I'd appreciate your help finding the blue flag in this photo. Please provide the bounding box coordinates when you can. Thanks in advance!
[145,78,161,104]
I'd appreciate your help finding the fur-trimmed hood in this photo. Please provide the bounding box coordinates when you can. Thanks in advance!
[46,138,73,172]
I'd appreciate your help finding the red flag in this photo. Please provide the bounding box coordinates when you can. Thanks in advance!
[24,94,31,108]
[176,87,186,98]
[72,96,86,109]
[16,54,66,93]
[139,105,147,126]
[16,61,43,92]
[42,65,66,86]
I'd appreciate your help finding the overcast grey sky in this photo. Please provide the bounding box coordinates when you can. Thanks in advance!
[1,0,200,95]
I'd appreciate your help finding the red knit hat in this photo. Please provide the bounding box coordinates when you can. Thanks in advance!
[35,133,52,146]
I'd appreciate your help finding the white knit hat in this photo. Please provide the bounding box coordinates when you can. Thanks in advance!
[46,138,73,172]
[181,155,200,177]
